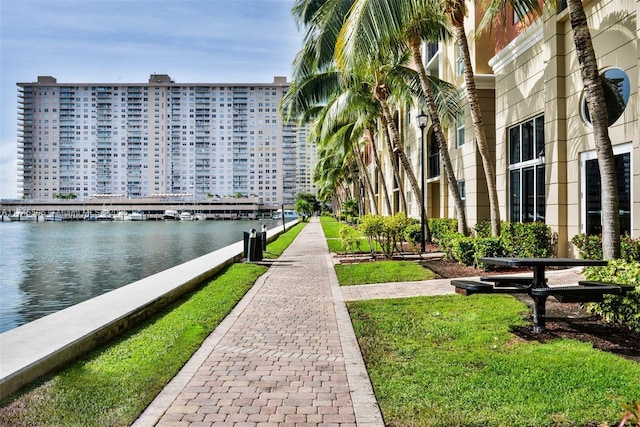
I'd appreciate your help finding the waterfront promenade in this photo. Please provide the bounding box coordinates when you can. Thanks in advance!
[134,217,385,426]
[134,218,588,426]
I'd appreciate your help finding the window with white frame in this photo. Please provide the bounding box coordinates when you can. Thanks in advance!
[456,111,465,147]
[508,115,545,223]
[455,45,464,77]
[458,180,466,203]
[580,143,632,236]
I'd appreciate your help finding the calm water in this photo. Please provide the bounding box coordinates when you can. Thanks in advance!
[0,219,281,333]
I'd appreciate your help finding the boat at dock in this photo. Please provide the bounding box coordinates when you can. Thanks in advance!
[163,209,179,220]
[179,211,193,221]
[96,209,113,221]
[44,212,63,222]
[8,209,38,222]
[113,211,130,221]
[272,209,299,221]
[129,210,145,221]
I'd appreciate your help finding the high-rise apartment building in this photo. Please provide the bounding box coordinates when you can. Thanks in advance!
[17,74,314,205]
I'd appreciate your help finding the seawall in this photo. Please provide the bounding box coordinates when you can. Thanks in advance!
[0,221,297,400]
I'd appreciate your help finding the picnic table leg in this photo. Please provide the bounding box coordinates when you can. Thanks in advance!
[533,265,546,288]
[532,294,548,333]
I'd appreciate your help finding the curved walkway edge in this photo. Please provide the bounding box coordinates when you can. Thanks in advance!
[134,218,385,426]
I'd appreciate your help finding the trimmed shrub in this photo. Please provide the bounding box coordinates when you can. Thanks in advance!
[622,235,640,261]
[359,214,385,257]
[381,213,412,258]
[429,218,458,242]
[338,225,361,254]
[572,234,640,262]
[501,221,554,258]
[404,223,422,252]
[451,234,475,266]
[474,237,506,269]
[474,220,492,239]
[583,260,640,331]
[571,234,604,260]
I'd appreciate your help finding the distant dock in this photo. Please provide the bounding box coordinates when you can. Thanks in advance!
[0,196,283,221]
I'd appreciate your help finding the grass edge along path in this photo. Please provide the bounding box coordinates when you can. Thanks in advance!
[349,294,640,427]
[0,221,306,426]
[335,260,437,286]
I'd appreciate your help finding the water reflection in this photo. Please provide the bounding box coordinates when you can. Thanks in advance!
[0,220,280,332]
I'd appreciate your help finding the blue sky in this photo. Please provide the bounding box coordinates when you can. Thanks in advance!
[0,0,302,199]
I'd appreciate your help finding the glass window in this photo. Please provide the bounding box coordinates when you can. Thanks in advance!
[583,150,631,236]
[508,115,545,222]
[456,112,465,147]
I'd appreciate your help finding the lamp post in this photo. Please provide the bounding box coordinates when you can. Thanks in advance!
[417,111,429,253]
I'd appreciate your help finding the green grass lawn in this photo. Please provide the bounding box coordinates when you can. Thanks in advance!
[335,260,436,286]
[263,221,306,258]
[348,294,640,427]
[319,215,344,239]
[320,216,380,254]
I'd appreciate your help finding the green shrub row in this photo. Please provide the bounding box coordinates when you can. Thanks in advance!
[436,221,556,268]
[571,234,640,262]
[571,234,640,331]
[583,260,640,332]
[358,213,416,258]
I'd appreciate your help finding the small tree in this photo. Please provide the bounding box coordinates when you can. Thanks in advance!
[295,193,320,220]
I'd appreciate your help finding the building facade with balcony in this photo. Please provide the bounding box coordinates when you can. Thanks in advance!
[17,74,314,207]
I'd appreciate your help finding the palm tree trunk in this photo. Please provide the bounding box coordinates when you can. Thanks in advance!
[377,93,431,241]
[409,37,468,236]
[368,128,393,215]
[353,146,379,214]
[452,20,501,236]
[567,0,620,259]
[382,116,408,213]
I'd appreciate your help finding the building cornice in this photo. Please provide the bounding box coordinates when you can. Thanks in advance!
[488,19,543,74]
[460,74,496,92]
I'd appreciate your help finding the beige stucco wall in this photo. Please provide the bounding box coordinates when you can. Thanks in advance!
[490,0,638,256]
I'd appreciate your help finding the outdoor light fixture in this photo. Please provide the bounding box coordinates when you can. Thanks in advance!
[417,111,428,253]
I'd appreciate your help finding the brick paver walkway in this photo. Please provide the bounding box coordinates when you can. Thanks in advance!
[134,218,384,426]
[134,218,588,426]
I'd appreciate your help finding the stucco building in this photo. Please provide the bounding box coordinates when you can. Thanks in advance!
[366,0,637,257]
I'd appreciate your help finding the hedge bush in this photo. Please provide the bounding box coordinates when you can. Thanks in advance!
[429,218,458,242]
[358,213,413,258]
[571,234,640,262]
[474,237,506,269]
[500,222,555,258]
[437,222,554,267]
[583,260,640,332]
[404,223,422,252]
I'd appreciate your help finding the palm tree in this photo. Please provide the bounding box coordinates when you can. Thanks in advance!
[479,0,620,258]
[366,127,393,214]
[564,0,620,259]
[336,0,469,235]
[445,0,501,236]
[311,94,380,214]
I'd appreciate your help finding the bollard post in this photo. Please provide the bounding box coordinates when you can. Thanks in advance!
[261,224,267,251]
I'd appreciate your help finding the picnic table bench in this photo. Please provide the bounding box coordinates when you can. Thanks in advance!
[452,257,631,333]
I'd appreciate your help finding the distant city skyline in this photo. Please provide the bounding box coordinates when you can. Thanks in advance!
[0,0,302,199]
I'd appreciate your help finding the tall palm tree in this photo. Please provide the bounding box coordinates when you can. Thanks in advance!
[565,0,620,259]
[336,0,469,235]
[367,127,393,214]
[445,0,501,235]
[479,0,620,258]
